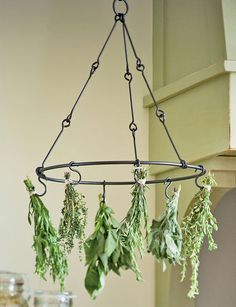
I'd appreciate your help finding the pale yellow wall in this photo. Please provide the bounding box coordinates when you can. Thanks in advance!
[196,188,236,307]
[0,1,155,306]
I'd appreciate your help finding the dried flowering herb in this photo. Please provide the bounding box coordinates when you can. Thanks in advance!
[59,172,88,257]
[180,173,217,298]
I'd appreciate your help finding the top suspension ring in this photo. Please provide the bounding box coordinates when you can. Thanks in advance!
[113,0,129,16]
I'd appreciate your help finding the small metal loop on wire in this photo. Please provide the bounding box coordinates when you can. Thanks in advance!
[90,61,99,75]
[164,178,172,199]
[124,72,132,81]
[129,122,138,132]
[113,0,128,16]
[69,161,82,185]
[62,117,71,128]
[156,109,166,123]
[195,165,206,190]
[180,160,188,169]
[136,58,145,72]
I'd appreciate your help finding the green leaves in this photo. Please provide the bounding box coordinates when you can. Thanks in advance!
[24,170,218,300]
[84,194,121,299]
[24,178,68,291]
[116,166,148,280]
[59,172,88,257]
[180,173,217,298]
[148,186,182,271]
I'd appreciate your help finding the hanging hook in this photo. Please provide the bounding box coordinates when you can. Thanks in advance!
[35,177,47,197]
[69,161,82,185]
[195,165,206,190]
[164,178,172,199]
[102,181,106,203]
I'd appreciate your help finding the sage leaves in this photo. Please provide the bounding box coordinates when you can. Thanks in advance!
[181,173,217,298]
[59,172,88,256]
[84,194,120,299]
[148,186,182,272]
[24,178,68,291]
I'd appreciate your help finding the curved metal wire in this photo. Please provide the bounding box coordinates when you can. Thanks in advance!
[113,0,128,16]
[35,177,47,197]
[195,165,206,189]
[164,178,172,199]
[36,160,206,186]
[68,161,82,185]
[35,2,206,196]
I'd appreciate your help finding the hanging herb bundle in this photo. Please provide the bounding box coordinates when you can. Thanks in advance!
[24,178,68,291]
[180,173,217,298]
[59,172,88,257]
[115,166,148,280]
[84,194,121,299]
[148,186,182,272]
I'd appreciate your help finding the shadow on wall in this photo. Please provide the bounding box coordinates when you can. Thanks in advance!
[166,187,235,307]
[196,188,236,307]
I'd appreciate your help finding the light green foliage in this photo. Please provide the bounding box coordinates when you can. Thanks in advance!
[84,194,120,299]
[181,173,217,298]
[24,178,68,291]
[116,166,148,280]
[59,172,88,257]
[148,186,182,271]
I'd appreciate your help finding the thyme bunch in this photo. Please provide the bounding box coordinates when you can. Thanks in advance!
[84,194,120,299]
[24,178,68,291]
[180,173,217,298]
[59,172,88,256]
[148,186,182,271]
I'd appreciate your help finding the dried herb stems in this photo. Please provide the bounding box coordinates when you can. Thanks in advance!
[116,166,149,280]
[180,173,217,298]
[24,178,68,291]
[59,172,88,256]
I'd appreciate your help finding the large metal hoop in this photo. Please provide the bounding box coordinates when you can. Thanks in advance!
[36,160,206,186]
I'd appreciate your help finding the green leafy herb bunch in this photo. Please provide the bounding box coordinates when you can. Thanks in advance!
[180,173,217,298]
[24,177,68,291]
[148,185,182,272]
[116,166,148,281]
[59,172,88,257]
[84,194,121,299]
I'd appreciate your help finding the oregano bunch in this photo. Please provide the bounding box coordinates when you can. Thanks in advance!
[24,178,68,291]
[180,173,217,298]
[84,194,120,299]
[59,172,88,256]
[148,186,182,272]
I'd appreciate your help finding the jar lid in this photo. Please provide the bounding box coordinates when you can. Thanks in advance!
[0,271,24,286]
[34,291,75,304]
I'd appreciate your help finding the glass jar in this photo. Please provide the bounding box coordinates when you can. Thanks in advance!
[0,271,29,307]
[33,291,74,307]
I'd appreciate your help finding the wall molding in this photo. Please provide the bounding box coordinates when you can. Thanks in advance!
[144,60,236,107]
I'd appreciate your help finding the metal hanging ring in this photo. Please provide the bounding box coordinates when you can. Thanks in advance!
[164,178,172,199]
[69,161,82,185]
[113,0,128,16]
